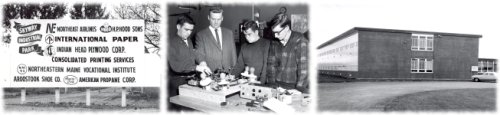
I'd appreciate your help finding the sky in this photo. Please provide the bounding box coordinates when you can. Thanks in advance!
[311,0,500,59]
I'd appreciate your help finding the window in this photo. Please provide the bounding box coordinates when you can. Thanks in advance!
[411,34,434,51]
[411,58,433,73]
[411,59,418,72]
[419,36,426,50]
[427,37,433,51]
[411,36,418,50]
[419,58,425,72]
[479,60,497,73]
[426,59,433,72]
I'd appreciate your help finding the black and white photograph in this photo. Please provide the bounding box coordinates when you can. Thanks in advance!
[315,0,499,112]
[167,3,310,113]
[0,0,498,115]
[1,2,161,112]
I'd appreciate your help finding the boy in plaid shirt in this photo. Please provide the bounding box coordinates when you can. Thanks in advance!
[266,12,309,93]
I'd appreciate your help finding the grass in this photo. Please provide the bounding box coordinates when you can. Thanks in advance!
[378,88,496,112]
[3,87,160,111]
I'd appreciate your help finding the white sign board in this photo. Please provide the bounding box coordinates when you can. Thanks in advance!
[471,66,479,71]
[2,20,160,87]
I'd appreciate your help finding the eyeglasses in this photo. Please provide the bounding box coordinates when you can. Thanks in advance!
[273,27,286,36]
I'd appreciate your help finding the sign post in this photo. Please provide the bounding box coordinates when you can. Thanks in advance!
[121,87,127,107]
[20,88,26,104]
[55,88,60,104]
[86,88,91,106]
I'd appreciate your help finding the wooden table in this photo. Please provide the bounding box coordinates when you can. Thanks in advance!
[169,92,309,112]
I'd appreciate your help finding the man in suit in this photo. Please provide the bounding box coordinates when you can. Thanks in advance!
[168,15,211,111]
[195,6,237,72]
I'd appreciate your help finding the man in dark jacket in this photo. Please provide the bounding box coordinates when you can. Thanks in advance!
[231,20,270,83]
[168,15,211,110]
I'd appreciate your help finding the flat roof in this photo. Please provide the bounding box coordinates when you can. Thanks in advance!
[317,27,483,49]
[479,58,498,61]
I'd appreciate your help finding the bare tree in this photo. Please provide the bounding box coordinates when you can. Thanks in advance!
[3,3,67,44]
[70,3,109,19]
[114,3,160,55]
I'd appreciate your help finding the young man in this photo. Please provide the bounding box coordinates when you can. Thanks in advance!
[168,15,211,110]
[266,12,309,93]
[194,6,237,72]
[231,20,270,83]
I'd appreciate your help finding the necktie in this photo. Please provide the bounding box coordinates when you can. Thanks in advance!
[215,29,221,49]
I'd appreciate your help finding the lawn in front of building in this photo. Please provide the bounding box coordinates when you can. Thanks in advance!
[378,88,495,111]
[318,81,496,112]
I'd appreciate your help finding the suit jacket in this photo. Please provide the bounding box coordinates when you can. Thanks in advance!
[195,27,237,71]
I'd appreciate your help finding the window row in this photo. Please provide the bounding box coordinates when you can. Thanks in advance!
[319,42,358,57]
[317,65,357,71]
[478,60,496,73]
[411,58,433,73]
[411,34,433,51]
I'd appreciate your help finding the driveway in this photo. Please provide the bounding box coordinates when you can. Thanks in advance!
[318,81,496,111]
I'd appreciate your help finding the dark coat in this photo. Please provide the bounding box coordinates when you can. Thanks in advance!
[167,35,196,97]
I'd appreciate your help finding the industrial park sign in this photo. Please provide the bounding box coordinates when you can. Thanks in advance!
[2,20,160,87]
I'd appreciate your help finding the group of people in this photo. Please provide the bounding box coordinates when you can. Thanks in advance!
[168,6,309,109]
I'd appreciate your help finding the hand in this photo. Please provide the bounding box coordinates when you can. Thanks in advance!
[296,86,309,94]
[287,89,302,95]
[199,61,208,66]
[196,65,212,75]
